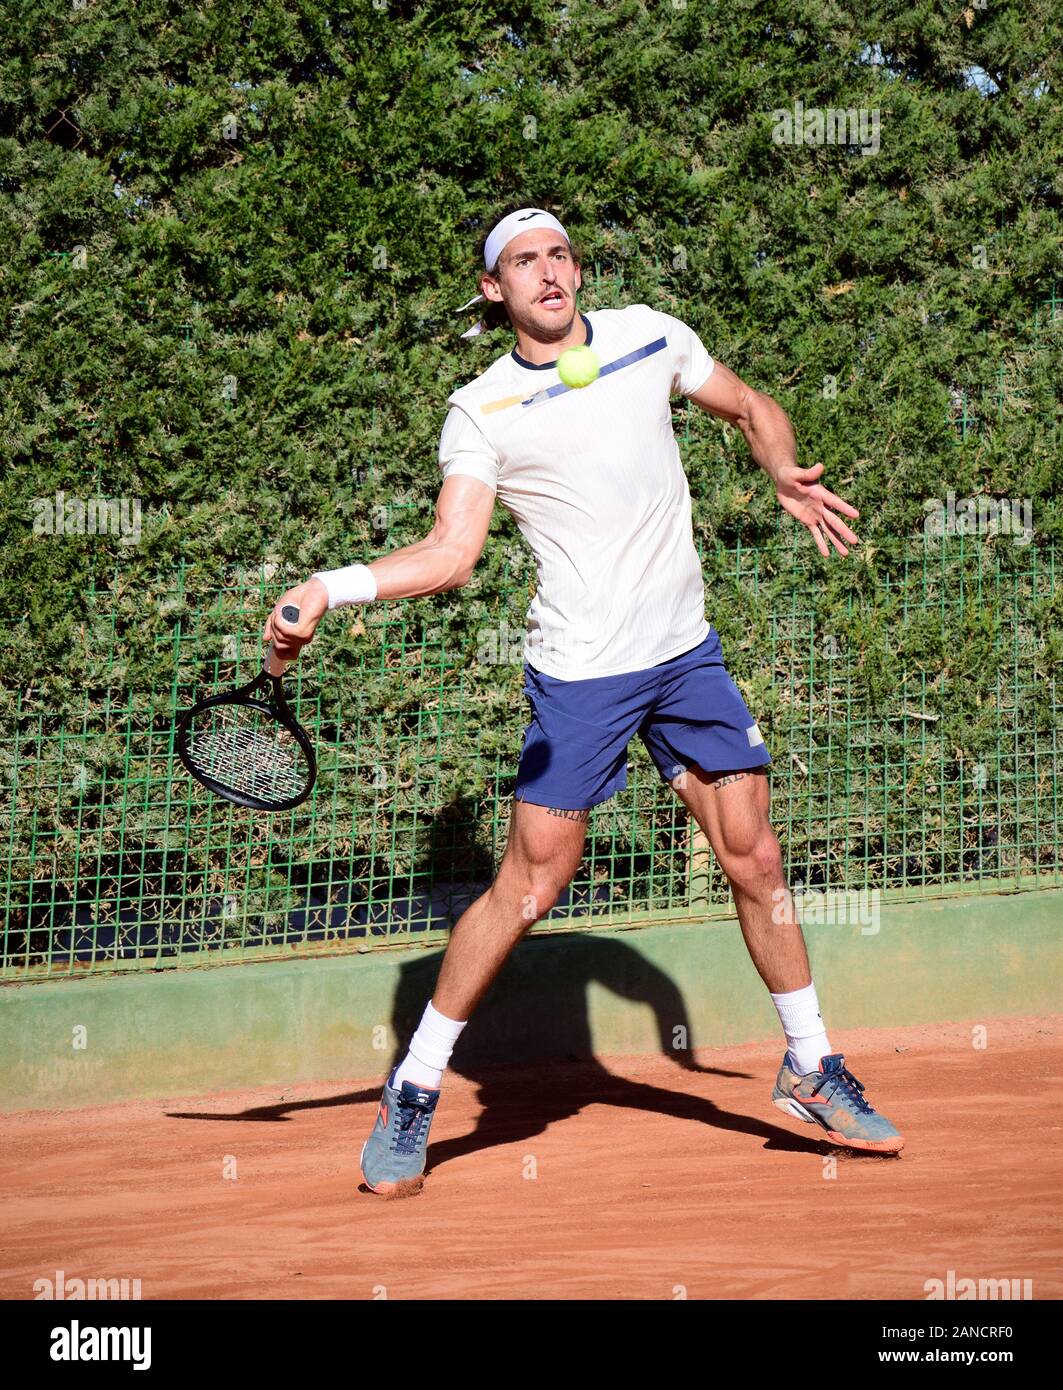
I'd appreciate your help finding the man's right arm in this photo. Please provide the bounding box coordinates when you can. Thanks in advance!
[363,472,496,598]
[263,474,496,661]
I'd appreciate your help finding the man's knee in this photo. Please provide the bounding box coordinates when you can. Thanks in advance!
[492,854,575,929]
[718,826,784,889]
[517,873,571,925]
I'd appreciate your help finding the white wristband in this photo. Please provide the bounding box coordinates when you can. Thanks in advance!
[312,563,378,610]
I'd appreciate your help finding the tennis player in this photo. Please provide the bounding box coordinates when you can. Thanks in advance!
[265,205,904,1195]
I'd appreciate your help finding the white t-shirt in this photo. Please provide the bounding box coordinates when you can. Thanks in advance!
[438,303,716,680]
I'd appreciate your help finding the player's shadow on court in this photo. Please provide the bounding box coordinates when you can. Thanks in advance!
[170,932,836,1160]
[381,932,834,1168]
[170,939,850,1156]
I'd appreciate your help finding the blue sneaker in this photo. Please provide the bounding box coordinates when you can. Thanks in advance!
[771,1052,904,1153]
[359,1069,441,1196]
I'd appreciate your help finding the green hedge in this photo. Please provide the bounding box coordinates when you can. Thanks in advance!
[1,2,1060,971]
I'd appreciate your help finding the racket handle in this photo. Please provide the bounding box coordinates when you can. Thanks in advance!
[264,605,301,676]
[263,642,289,676]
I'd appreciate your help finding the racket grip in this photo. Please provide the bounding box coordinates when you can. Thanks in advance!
[264,605,301,676]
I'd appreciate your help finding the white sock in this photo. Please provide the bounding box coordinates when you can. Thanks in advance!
[770,981,831,1076]
[391,1000,467,1090]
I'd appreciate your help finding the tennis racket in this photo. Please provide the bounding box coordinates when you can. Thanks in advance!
[176,604,317,811]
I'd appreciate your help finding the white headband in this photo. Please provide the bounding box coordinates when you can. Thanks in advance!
[484,207,569,272]
[453,208,571,338]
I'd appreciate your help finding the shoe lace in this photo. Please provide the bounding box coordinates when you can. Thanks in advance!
[811,1059,875,1115]
[391,1095,432,1156]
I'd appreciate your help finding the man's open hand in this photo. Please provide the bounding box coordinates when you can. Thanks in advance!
[775,462,860,558]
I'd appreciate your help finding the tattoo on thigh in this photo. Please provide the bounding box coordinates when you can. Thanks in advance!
[548,806,591,822]
[711,772,750,790]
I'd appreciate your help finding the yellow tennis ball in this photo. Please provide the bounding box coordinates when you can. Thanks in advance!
[557,345,600,388]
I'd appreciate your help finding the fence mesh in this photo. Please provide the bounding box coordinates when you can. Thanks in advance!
[3,534,1059,980]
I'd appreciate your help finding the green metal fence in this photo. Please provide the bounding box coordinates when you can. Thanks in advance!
[3,534,1059,980]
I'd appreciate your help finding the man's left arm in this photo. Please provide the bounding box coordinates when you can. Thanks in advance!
[686,361,860,558]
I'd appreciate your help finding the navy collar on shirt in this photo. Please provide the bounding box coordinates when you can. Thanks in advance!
[511,311,593,370]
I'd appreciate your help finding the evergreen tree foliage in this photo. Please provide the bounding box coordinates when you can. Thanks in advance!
[1,3,1059,967]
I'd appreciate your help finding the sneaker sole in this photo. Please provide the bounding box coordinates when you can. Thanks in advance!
[772,1095,905,1153]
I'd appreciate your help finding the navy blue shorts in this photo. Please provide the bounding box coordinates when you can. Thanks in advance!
[514,628,771,810]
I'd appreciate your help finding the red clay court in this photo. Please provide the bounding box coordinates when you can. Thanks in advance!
[3,1015,1059,1301]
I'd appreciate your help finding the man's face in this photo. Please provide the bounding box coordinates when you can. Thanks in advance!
[482,230,582,333]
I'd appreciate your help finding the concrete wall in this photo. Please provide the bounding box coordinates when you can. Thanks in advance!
[2,889,1059,1110]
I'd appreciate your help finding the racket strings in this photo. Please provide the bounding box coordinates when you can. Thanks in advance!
[183,703,308,803]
